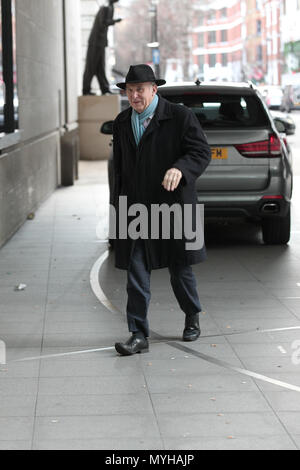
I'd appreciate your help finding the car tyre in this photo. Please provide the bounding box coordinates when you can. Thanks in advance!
[262,208,291,245]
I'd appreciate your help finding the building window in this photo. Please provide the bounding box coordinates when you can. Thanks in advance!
[256,19,262,35]
[209,54,216,67]
[198,55,204,74]
[256,0,263,11]
[196,11,204,26]
[0,0,18,134]
[207,10,216,23]
[198,33,204,48]
[221,53,227,67]
[221,30,227,42]
[221,8,227,18]
[257,44,263,63]
[208,31,216,44]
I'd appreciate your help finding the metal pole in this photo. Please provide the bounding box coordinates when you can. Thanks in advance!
[153,4,160,77]
[62,0,68,126]
[1,0,15,133]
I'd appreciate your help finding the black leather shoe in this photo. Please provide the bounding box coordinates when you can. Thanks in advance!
[115,333,149,356]
[183,313,201,342]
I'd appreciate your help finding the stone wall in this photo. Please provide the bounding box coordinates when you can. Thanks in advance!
[0,0,80,247]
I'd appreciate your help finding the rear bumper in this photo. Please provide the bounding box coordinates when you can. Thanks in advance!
[198,193,291,219]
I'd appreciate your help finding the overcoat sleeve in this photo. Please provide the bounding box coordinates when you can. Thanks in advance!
[112,119,122,207]
[173,110,211,186]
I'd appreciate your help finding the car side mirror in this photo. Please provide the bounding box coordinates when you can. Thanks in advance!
[273,118,286,134]
[100,120,114,135]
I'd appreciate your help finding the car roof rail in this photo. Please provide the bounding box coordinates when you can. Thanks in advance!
[247,80,255,89]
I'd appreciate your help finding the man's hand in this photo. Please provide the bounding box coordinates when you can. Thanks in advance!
[162,168,183,192]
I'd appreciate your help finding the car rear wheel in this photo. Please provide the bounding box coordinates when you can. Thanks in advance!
[262,208,291,245]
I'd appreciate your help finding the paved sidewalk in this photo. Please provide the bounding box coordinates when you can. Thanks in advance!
[0,161,300,450]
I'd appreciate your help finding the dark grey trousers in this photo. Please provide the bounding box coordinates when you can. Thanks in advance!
[126,239,202,338]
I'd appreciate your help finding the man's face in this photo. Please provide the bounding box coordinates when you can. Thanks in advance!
[126,82,158,114]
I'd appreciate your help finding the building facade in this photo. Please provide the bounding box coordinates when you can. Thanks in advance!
[192,0,244,82]
[191,0,282,84]
[243,0,265,83]
[0,0,81,248]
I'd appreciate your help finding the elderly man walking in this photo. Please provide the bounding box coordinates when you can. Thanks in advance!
[113,64,211,356]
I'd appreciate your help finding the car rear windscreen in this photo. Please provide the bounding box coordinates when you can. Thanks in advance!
[162,93,270,129]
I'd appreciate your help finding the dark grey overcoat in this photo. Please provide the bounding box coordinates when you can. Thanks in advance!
[112,95,211,270]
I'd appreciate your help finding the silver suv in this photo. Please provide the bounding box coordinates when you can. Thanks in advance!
[102,81,293,245]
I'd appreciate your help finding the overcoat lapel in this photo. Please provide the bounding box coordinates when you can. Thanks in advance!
[138,96,173,151]
[125,117,137,150]
[138,117,159,152]
[119,108,136,150]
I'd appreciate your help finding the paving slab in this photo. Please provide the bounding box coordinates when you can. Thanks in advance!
[0,441,32,450]
[0,418,34,441]
[162,435,297,450]
[32,415,161,441]
[156,411,288,438]
[32,438,164,450]
[35,392,154,417]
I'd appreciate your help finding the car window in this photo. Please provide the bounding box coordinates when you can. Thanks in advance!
[161,93,270,129]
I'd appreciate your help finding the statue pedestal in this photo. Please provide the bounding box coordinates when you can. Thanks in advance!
[78,95,120,160]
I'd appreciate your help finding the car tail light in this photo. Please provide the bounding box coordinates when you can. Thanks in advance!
[235,134,282,158]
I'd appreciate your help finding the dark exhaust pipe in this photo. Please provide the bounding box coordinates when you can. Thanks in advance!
[261,203,280,214]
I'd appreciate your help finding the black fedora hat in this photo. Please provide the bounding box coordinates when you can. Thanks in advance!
[116,64,166,90]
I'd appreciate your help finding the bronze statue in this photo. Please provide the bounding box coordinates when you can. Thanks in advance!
[83,0,122,95]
